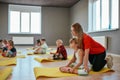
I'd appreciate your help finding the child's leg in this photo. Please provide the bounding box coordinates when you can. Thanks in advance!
[40,49,46,54]
[53,54,60,60]
[34,51,38,54]
[59,66,88,75]
[59,66,73,73]
[34,49,41,54]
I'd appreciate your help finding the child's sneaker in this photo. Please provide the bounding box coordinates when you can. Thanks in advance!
[78,69,88,76]
[106,55,113,69]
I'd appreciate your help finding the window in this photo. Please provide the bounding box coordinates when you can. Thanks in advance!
[9,5,41,34]
[10,11,20,33]
[88,0,119,32]
[31,12,41,34]
[21,12,30,33]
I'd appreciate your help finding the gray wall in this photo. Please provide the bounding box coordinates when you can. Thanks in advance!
[0,3,70,46]
[70,0,120,55]
[70,0,88,31]
[42,7,70,46]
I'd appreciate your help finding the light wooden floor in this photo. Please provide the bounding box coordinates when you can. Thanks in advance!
[6,46,120,80]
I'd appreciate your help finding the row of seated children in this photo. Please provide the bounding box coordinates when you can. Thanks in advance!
[0,39,17,57]
[33,38,68,60]
[33,38,48,54]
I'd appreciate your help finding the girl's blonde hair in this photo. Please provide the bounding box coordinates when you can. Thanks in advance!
[69,38,78,44]
[8,40,14,47]
[71,23,83,49]
[56,39,63,44]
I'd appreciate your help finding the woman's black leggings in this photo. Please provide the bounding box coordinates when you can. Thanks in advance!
[89,51,107,71]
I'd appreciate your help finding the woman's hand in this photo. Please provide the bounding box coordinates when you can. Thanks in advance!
[84,66,89,72]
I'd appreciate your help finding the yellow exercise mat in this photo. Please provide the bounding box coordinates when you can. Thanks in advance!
[47,48,53,51]
[0,67,13,80]
[34,58,55,63]
[16,55,26,58]
[0,57,16,66]
[34,67,114,79]
[34,67,77,78]
[46,50,56,54]
[27,52,34,55]
[17,51,22,54]
[68,54,73,60]
[0,55,25,59]
[0,55,3,59]
[27,52,43,55]
[34,55,72,63]
[89,67,114,74]
[26,47,34,50]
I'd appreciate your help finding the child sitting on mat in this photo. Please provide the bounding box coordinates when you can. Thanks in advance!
[2,40,17,57]
[59,38,88,75]
[34,38,48,54]
[0,39,3,53]
[50,39,67,60]
[33,39,41,50]
[0,39,3,48]
[2,39,8,50]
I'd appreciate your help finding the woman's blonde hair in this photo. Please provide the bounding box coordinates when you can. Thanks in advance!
[71,23,83,49]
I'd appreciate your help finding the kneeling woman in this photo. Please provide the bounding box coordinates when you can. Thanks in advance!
[71,23,113,72]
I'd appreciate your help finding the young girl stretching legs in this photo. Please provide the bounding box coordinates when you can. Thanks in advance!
[59,38,88,75]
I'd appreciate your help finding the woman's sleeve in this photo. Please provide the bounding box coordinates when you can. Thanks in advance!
[84,36,91,49]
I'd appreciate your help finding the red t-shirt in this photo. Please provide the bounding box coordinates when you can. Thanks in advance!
[56,45,67,59]
[83,33,105,54]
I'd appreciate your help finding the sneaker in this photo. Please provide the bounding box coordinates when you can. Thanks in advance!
[106,55,113,69]
[78,69,88,76]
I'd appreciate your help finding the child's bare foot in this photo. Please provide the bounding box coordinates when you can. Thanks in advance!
[59,67,73,73]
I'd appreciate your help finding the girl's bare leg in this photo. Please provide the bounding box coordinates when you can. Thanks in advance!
[59,66,78,74]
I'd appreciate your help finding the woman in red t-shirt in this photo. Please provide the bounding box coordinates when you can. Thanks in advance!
[71,23,113,72]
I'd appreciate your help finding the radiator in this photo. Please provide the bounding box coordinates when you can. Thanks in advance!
[92,36,107,49]
[12,36,34,45]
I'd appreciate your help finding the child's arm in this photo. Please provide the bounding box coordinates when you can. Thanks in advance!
[50,52,56,54]
[66,54,76,67]
[50,47,59,54]
[72,50,84,70]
